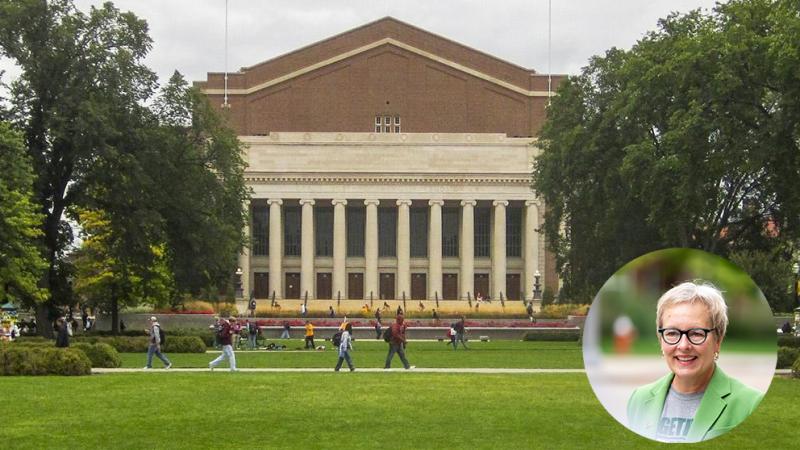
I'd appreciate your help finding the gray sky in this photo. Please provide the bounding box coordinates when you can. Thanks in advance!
[2,0,723,89]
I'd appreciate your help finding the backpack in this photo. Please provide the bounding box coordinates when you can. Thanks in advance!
[382,326,392,343]
[158,326,166,345]
[332,331,343,347]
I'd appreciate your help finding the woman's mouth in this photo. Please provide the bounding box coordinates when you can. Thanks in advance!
[675,355,698,365]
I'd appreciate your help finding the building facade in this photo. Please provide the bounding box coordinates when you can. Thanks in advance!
[196,17,564,307]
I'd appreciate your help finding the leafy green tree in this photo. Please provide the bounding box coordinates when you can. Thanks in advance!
[1,2,248,334]
[0,121,48,305]
[534,0,800,307]
[72,208,175,321]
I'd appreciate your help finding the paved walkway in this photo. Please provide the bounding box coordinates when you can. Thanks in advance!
[93,367,587,374]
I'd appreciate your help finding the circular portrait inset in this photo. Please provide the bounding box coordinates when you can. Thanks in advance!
[583,248,775,443]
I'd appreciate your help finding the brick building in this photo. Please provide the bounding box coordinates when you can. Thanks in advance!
[196,17,564,309]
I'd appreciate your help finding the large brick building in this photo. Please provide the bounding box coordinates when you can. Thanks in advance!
[196,17,564,309]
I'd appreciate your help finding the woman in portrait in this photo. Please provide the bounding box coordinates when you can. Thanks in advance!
[627,281,763,442]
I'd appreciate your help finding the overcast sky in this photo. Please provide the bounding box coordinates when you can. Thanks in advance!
[2,0,723,89]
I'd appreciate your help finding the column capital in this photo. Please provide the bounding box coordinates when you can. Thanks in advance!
[331,199,348,206]
[364,199,380,206]
[492,200,509,207]
[428,199,444,206]
[460,200,477,207]
[267,198,283,206]
[396,199,413,207]
[525,199,541,207]
[299,199,316,206]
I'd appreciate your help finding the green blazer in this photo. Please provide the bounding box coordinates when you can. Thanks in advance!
[626,365,763,442]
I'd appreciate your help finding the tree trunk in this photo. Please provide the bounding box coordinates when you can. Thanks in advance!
[36,303,54,339]
[111,287,119,335]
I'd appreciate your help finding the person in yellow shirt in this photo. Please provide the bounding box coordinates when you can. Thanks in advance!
[304,321,315,349]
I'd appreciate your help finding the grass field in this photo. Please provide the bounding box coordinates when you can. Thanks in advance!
[122,340,584,369]
[1,340,797,448]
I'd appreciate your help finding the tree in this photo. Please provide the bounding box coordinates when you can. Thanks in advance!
[1,1,248,335]
[0,0,157,335]
[71,208,175,321]
[534,0,800,307]
[0,121,48,305]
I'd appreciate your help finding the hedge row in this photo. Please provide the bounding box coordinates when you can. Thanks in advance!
[72,343,122,368]
[777,335,800,348]
[522,329,582,342]
[71,336,206,353]
[0,345,91,376]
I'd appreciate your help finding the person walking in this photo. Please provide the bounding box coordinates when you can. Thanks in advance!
[384,313,414,370]
[280,321,291,339]
[374,319,382,340]
[304,320,315,349]
[54,317,70,348]
[334,323,355,372]
[209,317,237,371]
[453,316,469,350]
[144,316,172,369]
[246,320,259,349]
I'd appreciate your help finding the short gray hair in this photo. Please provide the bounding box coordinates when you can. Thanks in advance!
[656,281,729,341]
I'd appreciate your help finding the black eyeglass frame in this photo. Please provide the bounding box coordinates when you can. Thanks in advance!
[657,327,716,345]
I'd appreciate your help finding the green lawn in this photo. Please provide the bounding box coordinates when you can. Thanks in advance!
[123,340,584,369]
[0,373,795,448]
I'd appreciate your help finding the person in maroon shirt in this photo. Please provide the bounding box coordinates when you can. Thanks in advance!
[384,314,415,370]
[208,317,238,371]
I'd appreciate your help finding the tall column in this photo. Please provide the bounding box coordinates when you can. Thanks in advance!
[524,200,540,301]
[238,199,251,302]
[332,199,347,301]
[268,199,283,300]
[364,199,380,301]
[460,200,476,300]
[428,199,444,300]
[396,199,412,300]
[300,199,315,300]
[492,200,508,300]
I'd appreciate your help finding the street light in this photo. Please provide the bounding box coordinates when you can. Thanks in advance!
[793,262,799,309]
[533,270,542,301]
[234,267,243,300]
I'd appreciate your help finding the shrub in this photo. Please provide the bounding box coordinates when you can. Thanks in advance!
[522,328,582,342]
[72,343,122,368]
[72,336,207,353]
[793,356,800,379]
[217,302,239,317]
[163,336,206,353]
[536,304,589,319]
[0,345,91,376]
[777,335,800,348]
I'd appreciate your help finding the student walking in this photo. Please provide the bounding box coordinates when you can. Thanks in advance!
[209,317,237,371]
[144,316,172,369]
[384,314,414,370]
[334,323,355,372]
[453,316,468,350]
[304,321,315,349]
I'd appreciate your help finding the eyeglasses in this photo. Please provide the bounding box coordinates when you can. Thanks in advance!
[658,327,716,345]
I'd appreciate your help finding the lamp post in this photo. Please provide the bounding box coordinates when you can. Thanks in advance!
[793,263,800,307]
[533,270,542,301]
[234,267,243,300]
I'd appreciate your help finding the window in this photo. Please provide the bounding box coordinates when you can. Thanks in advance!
[252,204,268,256]
[378,207,397,257]
[283,206,301,256]
[442,206,459,257]
[410,207,428,257]
[347,206,365,257]
[315,206,333,257]
[374,115,401,133]
[506,206,522,257]
[474,207,491,257]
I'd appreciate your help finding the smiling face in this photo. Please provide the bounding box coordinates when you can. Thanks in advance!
[659,302,721,393]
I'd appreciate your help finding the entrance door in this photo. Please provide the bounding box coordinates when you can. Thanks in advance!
[285,273,300,299]
[317,272,332,299]
[443,274,458,300]
[254,272,269,299]
[474,273,489,300]
[506,274,521,300]
[411,273,427,300]
[348,273,364,300]
[380,273,396,300]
